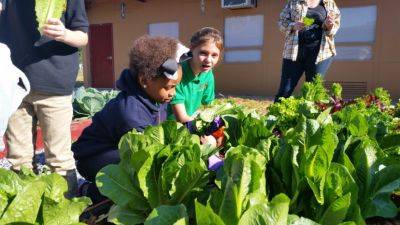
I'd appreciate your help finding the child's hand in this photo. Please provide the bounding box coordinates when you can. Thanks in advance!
[211,126,224,148]
[184,120,197,134]
[215,136,224,148]
[200,135,217,148]
[42,18,67,42]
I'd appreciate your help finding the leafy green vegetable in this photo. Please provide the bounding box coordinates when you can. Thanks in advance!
[92,79,400,225]
[303,17,315,27]
[73,87,119,118]
[144,204,188,225]
[96,164,148,211]
[97,121,208,224]
[374,87,391,107]
[35,0,67,34]
[108,204,146,225]
[267,96,302,131]
[301,75,330,103]
[0,168,91,225]
[0,180,46,224]
[331,83,343,100]
[319,193,352,225]
[195,201,225,225]
[198,102,237,123]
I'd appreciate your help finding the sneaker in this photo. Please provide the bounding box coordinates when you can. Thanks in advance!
[77,178,91,197]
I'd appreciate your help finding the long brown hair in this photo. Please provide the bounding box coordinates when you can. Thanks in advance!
[190,27,224,53]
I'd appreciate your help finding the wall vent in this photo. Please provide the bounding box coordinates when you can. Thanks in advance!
[324,81,368,99]
[221,0,256,9]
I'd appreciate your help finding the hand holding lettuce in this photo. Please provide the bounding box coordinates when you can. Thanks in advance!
[35,0,66,35]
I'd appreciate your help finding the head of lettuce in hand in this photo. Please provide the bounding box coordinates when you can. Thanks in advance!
[34,0,87,47]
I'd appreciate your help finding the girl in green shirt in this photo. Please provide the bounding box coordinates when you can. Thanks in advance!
[168,27,224,123]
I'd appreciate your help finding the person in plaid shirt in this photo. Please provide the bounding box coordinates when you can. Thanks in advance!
[275,0,340,102]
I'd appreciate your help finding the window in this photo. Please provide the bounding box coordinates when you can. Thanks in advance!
[335,5,377,61]
[335,46,373,61]
[148,22,179,39]
[224,15,264,62]
[225,50,262,62]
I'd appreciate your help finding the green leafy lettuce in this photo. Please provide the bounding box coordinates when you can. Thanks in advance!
[35,0,67,34]
[73,87,119,118]
[0,169,91,225]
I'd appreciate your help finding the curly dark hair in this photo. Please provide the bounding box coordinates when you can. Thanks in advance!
[190,27,224,52]
[129,35,178,80]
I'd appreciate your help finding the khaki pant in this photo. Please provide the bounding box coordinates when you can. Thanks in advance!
[5,91,75,175]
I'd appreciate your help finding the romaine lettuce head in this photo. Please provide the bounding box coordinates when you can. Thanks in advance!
[35,0,67,34]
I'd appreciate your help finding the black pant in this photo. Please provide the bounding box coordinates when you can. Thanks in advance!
[77,150,120,204]
[275,45,333,102]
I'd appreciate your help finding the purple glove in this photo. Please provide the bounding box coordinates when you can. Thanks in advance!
[205,116,224,136]
[184,120,197,134]
[208,154,224,171]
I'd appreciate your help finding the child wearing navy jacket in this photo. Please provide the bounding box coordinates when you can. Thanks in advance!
[72,35,190,204]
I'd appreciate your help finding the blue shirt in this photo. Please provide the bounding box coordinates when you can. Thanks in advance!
[0,0,89,95]
[72,69,166,160]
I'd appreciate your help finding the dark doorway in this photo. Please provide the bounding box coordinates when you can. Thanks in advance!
[89,23,115,88]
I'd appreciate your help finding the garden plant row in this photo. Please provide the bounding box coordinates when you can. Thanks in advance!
[96,77,400,224]
[1,77,399,224]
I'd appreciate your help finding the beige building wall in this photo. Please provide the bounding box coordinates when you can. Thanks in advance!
[84,0,400,99]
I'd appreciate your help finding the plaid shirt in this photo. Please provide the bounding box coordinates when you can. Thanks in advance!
[279,0,341,63]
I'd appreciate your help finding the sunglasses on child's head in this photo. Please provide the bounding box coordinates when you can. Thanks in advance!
[157,44,192,80]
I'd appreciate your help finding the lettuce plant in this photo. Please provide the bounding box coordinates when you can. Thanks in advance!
[93,81,400,225]
[35,0,67,34]
[139,145,319,225]
[96,121,208,225]
[0,168,91,225]
[73,87,119,118]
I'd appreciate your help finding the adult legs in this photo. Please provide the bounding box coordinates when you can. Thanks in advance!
[274,59,305,102]
[304,53,333,82]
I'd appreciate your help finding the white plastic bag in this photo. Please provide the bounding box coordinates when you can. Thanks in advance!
[0,43,30,150]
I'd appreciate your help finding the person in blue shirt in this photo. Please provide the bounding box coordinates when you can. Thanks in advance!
[0,0,89,198]
[72,35,190,204]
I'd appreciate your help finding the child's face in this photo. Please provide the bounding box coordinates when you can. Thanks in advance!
[143,67,182,103]
[191,41,221,74]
